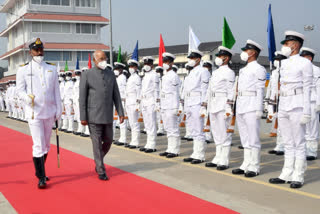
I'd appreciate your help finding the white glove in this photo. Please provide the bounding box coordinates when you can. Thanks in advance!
[225,105,233,119]
[263,101,268,112]
[199,106,207,118]
[315,105,320,113]
[135,103,140,112]
[300,114,311,124]
[267,105,275,120]
[155,102,161,112]
[178,103,184,115]
[256,111,263,119]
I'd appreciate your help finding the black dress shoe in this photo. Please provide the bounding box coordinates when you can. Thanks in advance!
[191,159,204,164]
[145,149,157,153]
[166,153,178,158]
[159,152,169,156]
[217,165,229,171]
[124,144,130,148]
[187,138,193,141]
[66,130,73,133]
[268,150,277,154]
[183,157,193,162]
[45,176,50,181]
[205,140,212,144]
[140,130,147,134]
[232,168,245,175]
[98,174,109,181]
[139,148,146,152]
[269,178,286,184]
[275,151,284,156]
[290,181,303,189]
[157,133,165,136]
[116,142,125,146]
[115,126,120,129]
[205,162,217,167]
[181,136,188,140]
[73,132,81,135]
[129,145,138,149]
[60,129,66,132]
[306,156,317,161]
[52,127,56,130]
[38,178,47,189]
[238,146,244,149]
[245,171,259,177]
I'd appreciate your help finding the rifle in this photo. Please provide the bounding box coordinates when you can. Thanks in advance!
[227,76,239,133]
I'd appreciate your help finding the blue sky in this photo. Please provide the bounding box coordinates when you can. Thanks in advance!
[1,0,320,67]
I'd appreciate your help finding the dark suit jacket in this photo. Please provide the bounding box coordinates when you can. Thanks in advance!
[79,66,124,124]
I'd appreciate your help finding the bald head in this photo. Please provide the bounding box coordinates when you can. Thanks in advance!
[93,50,107,67]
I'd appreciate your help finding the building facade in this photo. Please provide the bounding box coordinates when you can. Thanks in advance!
[0,0,109,76]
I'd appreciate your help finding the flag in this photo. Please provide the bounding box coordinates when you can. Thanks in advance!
[267,4,276,63]
[76,57,80,70]
[131,41,139,61]
[64,60,68,71]
[188,26,201,53]
[158,34,166,66]
[88,53,92,69]
[222,17,236,49]
[117,45,122,62]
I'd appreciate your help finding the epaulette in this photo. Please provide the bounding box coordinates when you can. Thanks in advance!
[46,62,56,66]
[19,62,29,67]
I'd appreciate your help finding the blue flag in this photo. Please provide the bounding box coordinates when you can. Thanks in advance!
[131,40,139,60]
[76,57,80,70]
[267,4,276,63]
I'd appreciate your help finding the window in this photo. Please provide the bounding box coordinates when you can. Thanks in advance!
[63,52,72,61]
[31,22,71,33]
[77,51,92,61]
[75,0,96,7]
[76,24,96,34]
[44,51,72,61]
[32,0,70,6]
[32,23,41,32]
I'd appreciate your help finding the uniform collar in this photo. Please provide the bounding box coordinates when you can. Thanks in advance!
[289,54,299,59]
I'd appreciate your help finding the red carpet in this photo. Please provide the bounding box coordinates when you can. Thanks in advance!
[0,125,237,214]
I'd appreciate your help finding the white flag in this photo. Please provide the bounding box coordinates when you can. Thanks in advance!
[57,62,60,73]
[188,26,201,54]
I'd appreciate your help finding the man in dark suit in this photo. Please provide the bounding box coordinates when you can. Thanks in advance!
[80,50,124,181]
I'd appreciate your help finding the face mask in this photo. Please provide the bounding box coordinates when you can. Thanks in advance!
[274,60,280,68]
[75,76,81,80]
[240,52,249,62]
[143,65,151,72]
[59,77,64,82]
[129,68,136,74]
[281,46,292,57]
[97,60,108,70]
[66,76,71,81]
[188,59,197,67]
[163,63,170,71]
[114,70,120,76]
[214,57,224,67]
[33,56,44,64]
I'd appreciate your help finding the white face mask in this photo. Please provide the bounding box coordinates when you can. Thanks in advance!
[240,52,249,62]
[97,60,108,70]
[214,57,224,67]
[163,63,170,71]
[143,65,151,72]
[75,76,81,80]
[33,56,44,64]
[188,59,197,67]
[114,70,120,76]
[66,76,71,81]
[59,77,64,82]
[129,68,136,74]
[281,46,292,57]
[274,60,280,68]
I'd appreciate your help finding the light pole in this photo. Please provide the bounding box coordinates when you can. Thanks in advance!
[109,0,113,66]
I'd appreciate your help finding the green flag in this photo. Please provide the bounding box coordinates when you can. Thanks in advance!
[222,17,236,49]
[64,60,69,71]
[117,45,122,63]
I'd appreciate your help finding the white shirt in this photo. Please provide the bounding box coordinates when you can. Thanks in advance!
[72,78,80,102]
[59,81,65,101]
[117,73,127,99]
[126,72,141,106]
[64,80,74,103]
[16,60,61,120]
[183,65,210,107]
[236,60,266,114]
[206,65,235,113]
[279,54,313,115]
[311,64,320,105]
[160,70,181,110]
[140,70,160,107]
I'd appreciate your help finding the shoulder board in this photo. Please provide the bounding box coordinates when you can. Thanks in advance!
[46,62,56,66]
[19,62,29,67]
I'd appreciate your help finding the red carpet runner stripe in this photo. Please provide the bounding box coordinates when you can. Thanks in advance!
[0,125,237,214]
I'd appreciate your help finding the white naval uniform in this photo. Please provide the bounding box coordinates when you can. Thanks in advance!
[161,70,181,154]
[63,79,74,132]
[73,77,83,133]
[157,76,165,135]
[140,70,160,149]
[183,65,210,160]
[0,91,5,111]
[277,54,313,183]
[116,73,127,143]
[16,60,62,157]
[59,80,65,129]
[305,64,320,158]
[10,85,17,118]
[5,86,12,116]
[206,65,235,166]
[126,72,141,146]
[236,60,266,173]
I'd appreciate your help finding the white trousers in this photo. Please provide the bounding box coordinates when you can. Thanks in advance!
[185,104,206,160]
[64,100,74,120]
[157,111,165,133]
[305,102,319,157]
[73,100,80,122]
[162,109,180,154]
[126,104,140,146]
[210,111,232,146]
[142,104,157,149]
[273,129,284,152]
[0,97,4,111]
[28,117,55,157]
[278,107,307,183]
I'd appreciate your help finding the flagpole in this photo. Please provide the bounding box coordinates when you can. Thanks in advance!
[109,0,113,66]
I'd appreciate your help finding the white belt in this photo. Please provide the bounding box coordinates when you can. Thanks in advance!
[141,93,155,99]
[238,91,256,97]
[211,92,227,97]
[280,88,303,97]
[186,91,201,97]
[126,92,136,96]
